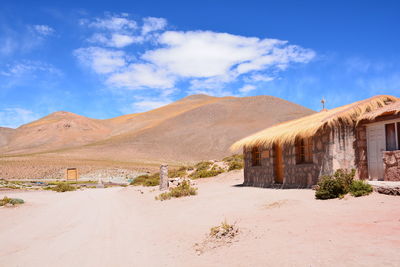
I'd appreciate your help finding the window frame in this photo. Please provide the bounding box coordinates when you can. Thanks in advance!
[251,146,261,166]
[295,137,313,164]
[385,121,400,151]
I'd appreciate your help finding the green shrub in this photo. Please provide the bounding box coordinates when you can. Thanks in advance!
[169,167,188,178]
[223,154,244,171]
[228,161,244,171]
[315,169,356,200]
[190,167,224,179]
[223,154,244,163]
[349,180,373,197]
[0,196,24,206]
[130,173,160,186]
[194,161,213,171]
[334,169,355,193]
[50,183,76,192]
[155,180,197,201]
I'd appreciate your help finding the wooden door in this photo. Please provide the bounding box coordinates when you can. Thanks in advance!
[366,124,385,180]
[274,144,284,183]
[67,168,78,181]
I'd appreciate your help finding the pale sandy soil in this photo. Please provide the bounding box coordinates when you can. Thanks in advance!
[1,171,399,267]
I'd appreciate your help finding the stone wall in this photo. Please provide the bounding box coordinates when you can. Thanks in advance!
[355,126,368,179]
[243,125,358,188]
[383,151,400,181]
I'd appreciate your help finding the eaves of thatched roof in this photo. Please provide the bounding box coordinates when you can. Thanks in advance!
[359,100,400,121]
[231,95,398,151]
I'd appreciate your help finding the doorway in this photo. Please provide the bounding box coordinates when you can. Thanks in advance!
[366,124,385,180]
[273,144,284,183]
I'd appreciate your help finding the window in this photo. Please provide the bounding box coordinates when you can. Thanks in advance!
[251,146,261,166]
[296,137,313,164]
[385,122,400,151]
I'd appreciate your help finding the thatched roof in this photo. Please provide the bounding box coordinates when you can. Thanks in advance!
[359,100,400,121]
[231,95,398,151]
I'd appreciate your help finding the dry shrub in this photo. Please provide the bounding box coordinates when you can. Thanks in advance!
[0,196,24,206]
[48,183,76,192]
[155,180,197,201]
[131,173,159,186]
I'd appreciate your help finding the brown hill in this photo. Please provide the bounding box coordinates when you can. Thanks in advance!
[0,127,14,147]
[1,111,112,154]
[0,94,315,162]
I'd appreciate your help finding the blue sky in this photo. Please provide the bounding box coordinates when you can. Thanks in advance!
[0,0,399,128]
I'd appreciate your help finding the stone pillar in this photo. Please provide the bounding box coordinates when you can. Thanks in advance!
[159,164,169,191]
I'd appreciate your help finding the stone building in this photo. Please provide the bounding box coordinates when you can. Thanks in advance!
[231,95,399,188]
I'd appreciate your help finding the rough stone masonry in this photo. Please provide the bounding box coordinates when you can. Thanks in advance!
[159,164,169,191]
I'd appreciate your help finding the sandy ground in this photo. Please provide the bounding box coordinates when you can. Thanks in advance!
[1,171,399,267]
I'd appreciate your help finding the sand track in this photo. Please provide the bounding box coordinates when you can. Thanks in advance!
[1,171,399,267]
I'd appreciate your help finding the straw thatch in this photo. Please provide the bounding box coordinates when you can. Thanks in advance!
[359,100,400,121]
[231,95,398,151]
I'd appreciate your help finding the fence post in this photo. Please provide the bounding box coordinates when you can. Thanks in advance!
[159,164,169,191]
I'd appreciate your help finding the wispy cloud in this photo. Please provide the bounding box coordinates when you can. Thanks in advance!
[81,13,166,48]
[0,24,55,57]
[31,25,55,36]
[238,84,257,94]
[0,108,40,128]
[0,60,61,77]
[74,47,127,74]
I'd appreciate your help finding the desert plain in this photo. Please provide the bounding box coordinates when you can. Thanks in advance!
[1,170,399,267]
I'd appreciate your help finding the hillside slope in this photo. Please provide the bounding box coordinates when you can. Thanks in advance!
[0,127,14,147]
[0,94,315,162]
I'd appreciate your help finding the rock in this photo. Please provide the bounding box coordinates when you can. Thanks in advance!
[159,164,169,191]
[375,186,400,196]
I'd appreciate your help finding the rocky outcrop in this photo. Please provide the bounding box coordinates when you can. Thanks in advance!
[383,151,400,181]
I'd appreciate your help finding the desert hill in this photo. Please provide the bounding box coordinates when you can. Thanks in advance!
[0,94,315,178]
[1,111,112,154]
[0,127,14,147]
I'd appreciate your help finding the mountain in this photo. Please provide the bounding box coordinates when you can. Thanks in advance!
[0,94,315,162]
[0,127,15,147]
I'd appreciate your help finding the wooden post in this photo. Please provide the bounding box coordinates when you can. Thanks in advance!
[159,164,169,191]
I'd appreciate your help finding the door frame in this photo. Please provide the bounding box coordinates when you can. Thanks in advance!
[273,144,284,184]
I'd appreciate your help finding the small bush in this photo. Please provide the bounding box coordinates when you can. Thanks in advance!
[50,183,76,192]
[130,173,160,186]
[228,161,244,171]
[315,169,356,200]
[194,161,213,171]
[223,154,244,171]
[223,154,244,163]
[190,167,224,179]
[334,169,355,193]
[315,176,345,199]
[0,196,24,206]
[349,180,373,197]
[169,167,188,178]
[155,180,197,201]
[210,220,238,239]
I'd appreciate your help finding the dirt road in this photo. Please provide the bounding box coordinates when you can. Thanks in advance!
[1,171,399,267]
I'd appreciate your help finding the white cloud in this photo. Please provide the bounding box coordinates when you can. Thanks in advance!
[246,74,275,82]
[87,14,137,32]
[143,31,314,81]
[238,84,256,93]
[0,60,61,77]
[132,99,171,112]
[107,63,175,89]
[0,108,40,128]
[32,25,55,36]
[142,17,167,35]
[75,14,315,95]
[74,47,127,74]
